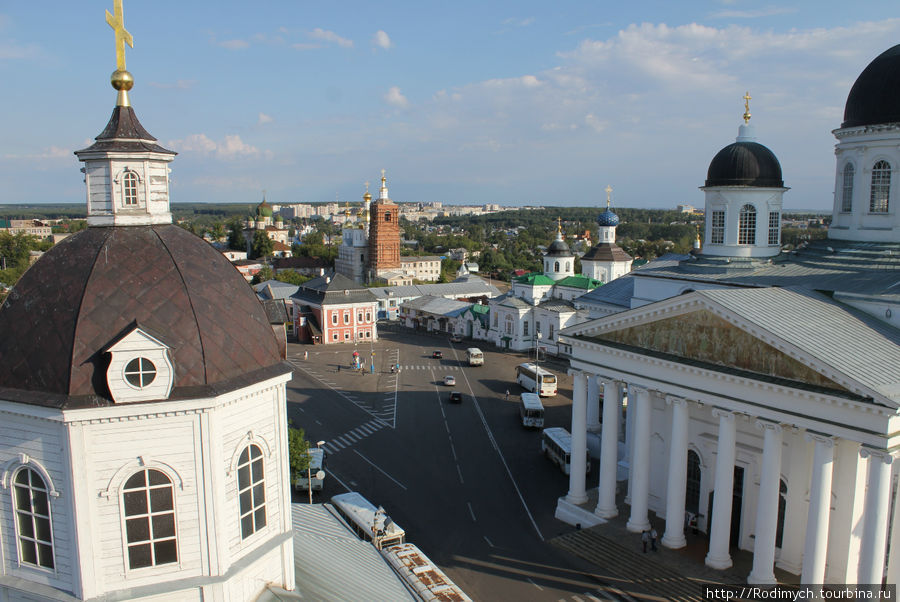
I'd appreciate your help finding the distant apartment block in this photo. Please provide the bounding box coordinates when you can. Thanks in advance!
[0,219,52,238]
[401,255,442,282]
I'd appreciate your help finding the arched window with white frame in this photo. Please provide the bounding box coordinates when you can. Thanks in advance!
[237,444,266,539]
[841,163,854,213]
[12,467,55,570]
[738,204,757,245]
[122,468,177,569]
[870,160,891,213]
[123,171,139,206]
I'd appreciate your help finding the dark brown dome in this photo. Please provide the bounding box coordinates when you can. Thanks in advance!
[0,225,286,407]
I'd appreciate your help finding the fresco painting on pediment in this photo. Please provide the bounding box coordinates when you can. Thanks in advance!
[594,309,847,392]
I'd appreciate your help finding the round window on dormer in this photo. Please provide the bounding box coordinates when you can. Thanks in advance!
[124,357,157,389]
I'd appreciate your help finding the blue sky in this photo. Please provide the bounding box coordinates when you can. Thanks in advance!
[1,2,900,210]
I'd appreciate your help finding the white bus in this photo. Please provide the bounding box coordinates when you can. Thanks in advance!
[382,543,473,602]
[466,347,484,366]
[519,392,545,428]
[330,492,405,549]
[294,448,326,492]
[542,427,590,475]
[516,363,557,396]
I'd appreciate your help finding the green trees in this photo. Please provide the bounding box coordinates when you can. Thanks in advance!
[287,424,310,483]
[250,230,275,259]
[0,232,43,289]
[227,218,246,251]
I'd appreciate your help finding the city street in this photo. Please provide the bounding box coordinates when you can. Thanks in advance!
[284,329,623,602]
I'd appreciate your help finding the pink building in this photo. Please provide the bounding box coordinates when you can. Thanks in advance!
[291,273,378,344]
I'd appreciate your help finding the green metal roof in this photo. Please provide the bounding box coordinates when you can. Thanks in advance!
[514,272,556,286]
[555,275,602,290]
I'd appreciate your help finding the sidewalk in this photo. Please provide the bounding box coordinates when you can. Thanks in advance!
[549,489,798,601]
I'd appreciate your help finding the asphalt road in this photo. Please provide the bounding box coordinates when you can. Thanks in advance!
[285,329,624,602]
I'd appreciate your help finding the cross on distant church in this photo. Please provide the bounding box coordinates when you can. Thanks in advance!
[106,0,133,71]
[743,91,752,124]
[605,185,612,208]
[365,181,370,193]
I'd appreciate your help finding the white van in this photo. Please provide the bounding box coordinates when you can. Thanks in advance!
[519,393,544,428]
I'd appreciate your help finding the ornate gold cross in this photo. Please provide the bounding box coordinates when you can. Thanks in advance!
[743,91,752,124]
[106,0,133,72]
[605,184,613,208]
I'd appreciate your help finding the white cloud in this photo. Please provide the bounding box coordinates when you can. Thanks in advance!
[373,30,393,50]
[309,28,353,48]
[584,113,608,133]
[3,146,71,160]
[502,17,535,28]
[167,133,259,159]
[218,39,249,50]
[258,112,273,125]
[384,86,409,109]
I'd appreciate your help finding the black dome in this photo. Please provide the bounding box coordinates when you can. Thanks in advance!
[705,141,783,188]
[546,237,572,256]
[842,44,900,128]
[0,225,286,407]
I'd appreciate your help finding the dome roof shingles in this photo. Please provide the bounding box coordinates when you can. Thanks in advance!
[705,141,783,188]
[0,225,285,407]
[597,209,619,227]
[546,238,572,256]
[842,44,900,129]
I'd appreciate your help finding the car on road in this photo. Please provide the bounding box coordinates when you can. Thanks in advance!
[431,350,443,359]
[449,391,463,403]
[449,334,462,343]
[443,375,456,386]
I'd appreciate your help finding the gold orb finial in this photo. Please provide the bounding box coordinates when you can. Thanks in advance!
[743,91,752,124]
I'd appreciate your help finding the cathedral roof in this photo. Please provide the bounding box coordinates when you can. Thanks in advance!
[0,225,287,408]
[555,275,602,290]
[582,242,633,263]
[76,105,175,155]
[705,141,783,188]
[514,272,556,286]
[545,237,573,257]
[842,44,900,128]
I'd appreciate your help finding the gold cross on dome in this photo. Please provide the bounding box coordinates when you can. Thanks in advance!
[106,0,133,72]
[365,181,370,192]
[381,168,386,184]
[743,91,752,124]
[605,184,612,208]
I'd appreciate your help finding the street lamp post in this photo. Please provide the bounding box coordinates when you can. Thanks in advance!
[307,440,325,505]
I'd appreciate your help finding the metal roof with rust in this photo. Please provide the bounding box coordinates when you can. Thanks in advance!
[0,225,288,408]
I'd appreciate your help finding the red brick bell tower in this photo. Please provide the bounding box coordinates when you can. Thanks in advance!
[367,170,401,280]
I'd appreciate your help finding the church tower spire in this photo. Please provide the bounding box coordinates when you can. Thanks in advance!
[74,0,176,227]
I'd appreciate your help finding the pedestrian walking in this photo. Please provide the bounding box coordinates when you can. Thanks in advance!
[641,530,650,553]
[505,389,510,400]
[650,528,658,551]
[337,364,341,373]
[304,350,308,360]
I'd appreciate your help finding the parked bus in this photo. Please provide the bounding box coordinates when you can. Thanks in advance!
[541,427,590,475]
[519,393,545,428]
[466,347,484,366]
[382,543,473,601]
[330,492,405,549]
[516,363,557,396]
[294,448,326,492]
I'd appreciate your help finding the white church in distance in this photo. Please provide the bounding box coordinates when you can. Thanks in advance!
[0,6,295,601]
[556,46,900,587]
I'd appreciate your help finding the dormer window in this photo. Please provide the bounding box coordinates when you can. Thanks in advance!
[123,171,139,206]
[106,327,174,403]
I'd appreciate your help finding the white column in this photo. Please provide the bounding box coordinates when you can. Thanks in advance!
[858,449,892,585]
[626,386,651,532]
[662,396,689,549]
[706,409,737,569]
[566,371,589,504]
[595,379,621,519]
[801,434,834,584]
[586,375,601,432]
[748,421,783,584]
[777,429,811,574]
[625,385,635,504]
[886,462,900,587]
[826,439,863,584]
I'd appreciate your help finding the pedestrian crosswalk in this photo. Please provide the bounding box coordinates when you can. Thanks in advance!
[399,364,463,371]
[322,419,386,455]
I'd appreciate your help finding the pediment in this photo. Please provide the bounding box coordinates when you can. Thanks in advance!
[585,308,850,393]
